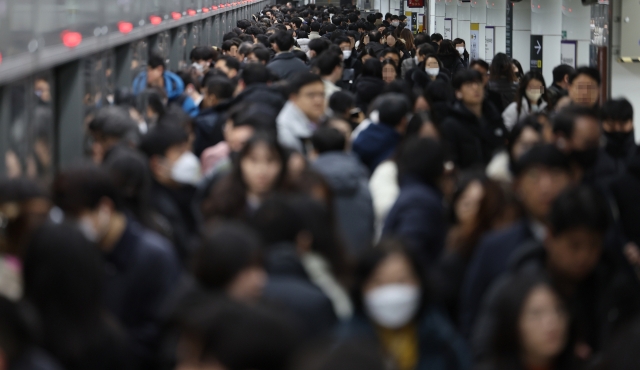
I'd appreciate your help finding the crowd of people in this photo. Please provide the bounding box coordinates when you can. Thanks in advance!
[1,2,640,370]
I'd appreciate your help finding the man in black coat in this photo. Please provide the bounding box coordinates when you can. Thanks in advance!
[440,70,507,170]
[267,31,308,80]
[192,76,235,157]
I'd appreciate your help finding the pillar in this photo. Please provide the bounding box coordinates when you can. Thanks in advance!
[470,0,486,61]
[513,1,531,72]
[532,0,562,87]
[435,0,446,36]
[486,0,506,55]
[457,1,471,50]
[444,0,458,40]
[562,0,591,67]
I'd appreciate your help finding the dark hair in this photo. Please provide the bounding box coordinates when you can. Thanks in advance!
[549,185,610,235]
[313,52,342,76]
[382,48,401,61]
[203,133,287,220]
[396,137,444,186]
[139,124,189,158]
[193,222,263,291]
[470,59,490,71]
[601,98,634,122]
[271,31,295,51]
[374,93,410,127]
[223,32,239,41]
[417,43,436,57]
[288,72,323,95]
[490,53,516,82]
[329,90,355,116]
[552,105,599,138]
[221,40,236,52]
[485,272,570,370]
[552,64,575,84]
[512,59,524,80]
[311,127,346,153]
[516,71,547,117]
[310,22,321,31]
[430,33,443,42]
[239,62,271,85]
[237,19,252,29]
[53,164,122,216]
[308,37,332,55]
[362,58,383,78]
[88,106,139,144]
[190,46,215,62]
[206,76,235,101]
[511,144,571,177]
[507,115,543,160]
[249,46,272,64]
[218,55,241,72]
[452,69,484,90]
[437,39,460,58]
[568,66,601,85]
[147,54,165,70]
[246,26,264,36]
[381,58,398,79]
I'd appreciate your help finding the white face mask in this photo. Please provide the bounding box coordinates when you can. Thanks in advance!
[526,90,543,103]
[171,152,202,186]
[342,50,352,59]
[391,21,400,27]
[78,207,110,243]
[425,67,440,77]
[365,284,421,329]
[456,46,465,55]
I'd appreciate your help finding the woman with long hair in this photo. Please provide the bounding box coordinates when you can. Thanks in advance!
[487,53,518,113]
[202,132,288,221]
[502,71,548,130]
[399,28,416,58]
[437,39,465,80]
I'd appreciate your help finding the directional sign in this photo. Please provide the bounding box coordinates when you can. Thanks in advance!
[530,35,543,72]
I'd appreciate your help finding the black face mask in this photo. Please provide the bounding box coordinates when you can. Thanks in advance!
[571,147,599,169]
[604,131,634,156]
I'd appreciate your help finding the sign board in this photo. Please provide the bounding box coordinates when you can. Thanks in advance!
[506,1,513,57]
[485,26,495,63]
[444,18,452,40]
[470,23,480,61]
[407,0,424,8]
[418,13,425,33]
[411,12,418,33]
[561,40,577,68]
[530,35,543,72]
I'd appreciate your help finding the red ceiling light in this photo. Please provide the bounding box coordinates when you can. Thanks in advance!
[220,3,225,8]
[117,21,134,34]
[150,15,162,25]
[202,7,210,12]
[61,31,82,48]
[187,9,197,16]
[0,53,3,66]
[171,11,182,20]
[212,5,218,9]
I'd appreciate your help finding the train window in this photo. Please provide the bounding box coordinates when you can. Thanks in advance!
[203,18,213,47]
[191,22,202,49]
[83,52,115,162]
[3,74,55,184]
[152,30,171,62]
[176,26,189,71]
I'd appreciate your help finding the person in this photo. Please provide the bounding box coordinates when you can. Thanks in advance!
[52,165,181,366]
[487,53,518,113]
[139,125,201,261]
[546,64,574,110]
[502,71,548,130]
[567,66,600,109]
[352,93,411,173]
[23,223,133,370]
[267,31,309,80]
[132,54,198,117]
[313,52,343,101]
[474,273,576,370]
[87,106,140,164]
[437,40,465,80]
[214,55,241,79]
[402,43,435,80]
[337,36,361,90]
[192,76,236,157]
[423,54,450,83]
[381,59,398,83]
[192,222,267,302]
[430,33,444,49]
[311,127,374,256]
[475,186,640,361]
[399,28,416,58]
[202,133,287,221]
[592,98,637,187]
[338,240,471,370]
[440,70,506,170]
[309,22,321,39]
[453,38,469,68]
[171,295,297,370]
[382,138,446,267]
[221,40,239,58]
[512,59,524,82]
[354,59,386,113]
[459,144,573,337]
[277,72,326,153]
[246,46,271,65]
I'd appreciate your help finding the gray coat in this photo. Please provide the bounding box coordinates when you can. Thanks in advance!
[312,152,374,255]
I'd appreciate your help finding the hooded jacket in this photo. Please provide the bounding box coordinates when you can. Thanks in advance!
[132,70,199,117]
[267,52,309,80]
[352,122,401,173]
[312,152,374,256]
[440,100,507,170]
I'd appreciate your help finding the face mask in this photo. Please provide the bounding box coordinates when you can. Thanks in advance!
[171,152,202,186]
[364,284,421,329]
[306,50,313,60]
[191,62,204,73]
[525,90,543,103]
[391,21,399,27]
[342,50,352,59]
[571,147,599,169]
[78,208,110,243]
[425,67,440,77]
[605,131,634,156]
[456,46,465,55]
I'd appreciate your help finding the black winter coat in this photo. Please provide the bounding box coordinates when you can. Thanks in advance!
[353,76,386,113]
[439,54,465,80]
[610,150,640,246]
[487,78,518,113]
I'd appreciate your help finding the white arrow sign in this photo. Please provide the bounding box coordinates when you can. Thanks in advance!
[535,40,542,55]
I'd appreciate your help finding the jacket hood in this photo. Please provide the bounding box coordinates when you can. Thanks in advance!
[132,70,185,100]
[313,152,368,196]
[352,123,401,163]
